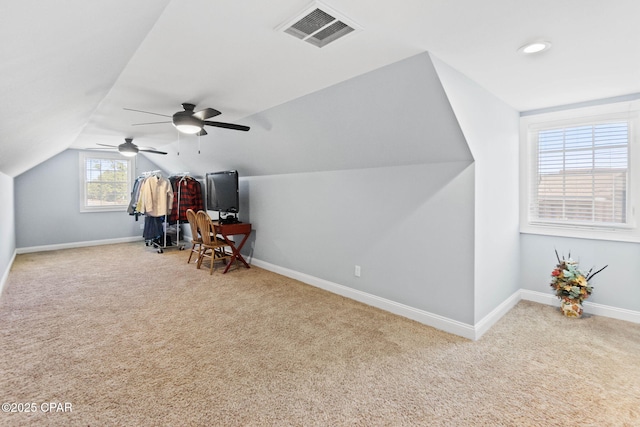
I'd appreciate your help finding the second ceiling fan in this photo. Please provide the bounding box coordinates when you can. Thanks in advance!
[126,103,250,136]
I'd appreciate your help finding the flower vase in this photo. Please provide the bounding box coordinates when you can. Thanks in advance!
[561,298,583,318]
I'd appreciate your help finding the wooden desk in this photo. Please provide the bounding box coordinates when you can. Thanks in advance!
[212,221,252,274]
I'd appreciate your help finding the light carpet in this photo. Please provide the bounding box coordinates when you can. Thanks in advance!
[0,242,639,426]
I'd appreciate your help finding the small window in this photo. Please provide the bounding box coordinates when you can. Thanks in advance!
[79,152,135,212]
[532,121,629,225]
[520,102,640,242]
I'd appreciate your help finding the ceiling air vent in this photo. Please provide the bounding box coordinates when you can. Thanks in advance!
[278,2,361,48]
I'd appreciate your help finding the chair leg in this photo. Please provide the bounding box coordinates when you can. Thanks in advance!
[197,248,205,269]
[187,243,196,263]
[196,243,202,259]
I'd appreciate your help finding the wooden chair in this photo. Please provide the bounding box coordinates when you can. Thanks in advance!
[195,210,234,274]
[186,209,202,264]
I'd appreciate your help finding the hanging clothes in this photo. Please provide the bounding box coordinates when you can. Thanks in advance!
[128,171,177,247]
[127,175,145,217]
[168,175,204,223]
[137,174,174,217]
[142,215,164,241]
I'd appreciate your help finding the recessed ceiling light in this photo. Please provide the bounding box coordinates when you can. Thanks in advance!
[518,40,552,54]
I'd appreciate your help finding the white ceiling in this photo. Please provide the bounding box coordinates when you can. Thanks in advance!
[2,0,640,177]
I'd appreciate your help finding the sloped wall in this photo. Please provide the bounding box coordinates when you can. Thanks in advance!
[147,53,473,176]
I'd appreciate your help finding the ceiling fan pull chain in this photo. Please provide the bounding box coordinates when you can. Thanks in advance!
[177,131,181,156]
[198,133,201,154]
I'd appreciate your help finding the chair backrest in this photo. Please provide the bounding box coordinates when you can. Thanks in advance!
[196,210,216,246]
[186,209,199,240]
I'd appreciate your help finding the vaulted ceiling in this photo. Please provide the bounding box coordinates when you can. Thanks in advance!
[2,0,640,177]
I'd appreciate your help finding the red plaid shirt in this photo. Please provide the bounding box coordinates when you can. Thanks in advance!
[169,176,204,223]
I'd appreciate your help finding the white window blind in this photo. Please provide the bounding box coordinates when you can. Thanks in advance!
[529,120,629,227]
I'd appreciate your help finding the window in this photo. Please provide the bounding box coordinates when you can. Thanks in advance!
[79,152,135,212]
[520,102,639,242]
[533,121,628,225]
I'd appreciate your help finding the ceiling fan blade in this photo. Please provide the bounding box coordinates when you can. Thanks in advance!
[96,143,118,148]
[123,107,172,118]
[139,149,168,155]
[131,121,172,126]
[203,121,250,131]
[193,108,221,120]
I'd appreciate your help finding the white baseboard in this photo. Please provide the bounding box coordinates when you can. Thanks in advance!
[251,257,640,340]
[16,236,142,254]
[0,249,17,298]
[5,244,638,336]
[250,258,477,340]
[520,289,640,324]
[473,289,522,340]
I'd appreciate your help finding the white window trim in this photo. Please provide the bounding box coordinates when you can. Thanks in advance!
[520,101,640,243]
[79,151,136,213]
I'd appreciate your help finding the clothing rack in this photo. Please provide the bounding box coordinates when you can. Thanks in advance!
[171,173,205,250]
[147,219,179,253]
[173,174,190,246]
[166,172,205,251]
[130,171,205,253]
[134,170,183,253]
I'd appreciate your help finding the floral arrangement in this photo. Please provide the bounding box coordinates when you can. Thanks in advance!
[550,250,607,304]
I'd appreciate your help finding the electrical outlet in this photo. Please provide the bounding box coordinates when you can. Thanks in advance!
[354,265,361,277]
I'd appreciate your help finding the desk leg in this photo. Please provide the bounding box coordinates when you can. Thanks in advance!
[223,232,251,274]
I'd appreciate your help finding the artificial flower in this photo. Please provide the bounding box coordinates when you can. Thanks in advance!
[550,250,607,305]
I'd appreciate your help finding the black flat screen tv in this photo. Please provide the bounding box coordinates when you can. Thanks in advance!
[205,170,239,214]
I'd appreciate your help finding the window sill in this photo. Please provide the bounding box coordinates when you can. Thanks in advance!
[80,207,128,213]
[520,223,640,243]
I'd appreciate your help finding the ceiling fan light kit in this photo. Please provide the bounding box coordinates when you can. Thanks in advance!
[173,112,204,134]
[110,103,250,156]
[92,138,167,156]
[119,145,138,156]
[127,102,250,136]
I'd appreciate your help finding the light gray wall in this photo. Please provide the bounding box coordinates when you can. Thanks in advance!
[520,234,640,311]
[14,149,162,248]
[243,161,475,322]
[430,54,521,322]
[0,171,16,293]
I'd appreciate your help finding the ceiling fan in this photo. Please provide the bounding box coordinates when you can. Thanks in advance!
[125,103,250,135]
[91,138,167,156]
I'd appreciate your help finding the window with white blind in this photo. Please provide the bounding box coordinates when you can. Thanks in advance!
[520,102,639,242]
[533,121,628,225]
